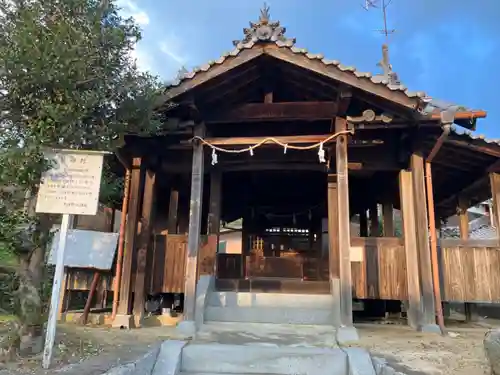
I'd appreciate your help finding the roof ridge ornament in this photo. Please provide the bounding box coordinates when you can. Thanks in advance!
[377,44,400,86]
[232,3,296,47]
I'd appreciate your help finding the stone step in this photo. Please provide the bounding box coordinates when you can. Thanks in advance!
[180,373,281,375]
[205,305,334,325]
[180,343,347,375]
[196,321,338,347]
[208,291,333,309]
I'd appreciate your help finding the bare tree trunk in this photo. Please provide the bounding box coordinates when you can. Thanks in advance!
[16,246,44,355]
[15,213,52,356]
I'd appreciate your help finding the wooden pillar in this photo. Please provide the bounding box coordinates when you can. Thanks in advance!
[458,197,469,240]
[167,188,179,234]
[133,170,156,326]
[208,169,222,236]
[336,118,353,326]
[369,204,379,237]
[411,153,436,327]
[459,196,478,322]
[359,209,368,237]
[117,157,144,316]
[399,169,422,329]
[327,174,339,278]
[491,173,500,235]
[183,124,205,322]
[382,202,394,237]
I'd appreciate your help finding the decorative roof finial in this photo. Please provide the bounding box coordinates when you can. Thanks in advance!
[232,4,296,47]
[259,3,271,24]
[376,44,400,85]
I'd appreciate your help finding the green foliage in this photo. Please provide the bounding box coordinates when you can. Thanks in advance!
[0,0,163,348]
[0,0,162,257]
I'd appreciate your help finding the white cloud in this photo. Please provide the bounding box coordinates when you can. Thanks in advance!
[159,34,187,65]
[116,0,150,26]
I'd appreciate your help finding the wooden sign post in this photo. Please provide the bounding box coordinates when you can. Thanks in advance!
[38,149,107,369]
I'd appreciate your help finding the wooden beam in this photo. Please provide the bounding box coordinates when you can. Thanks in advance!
[133,170,156,326]
[327,174,339,278]
[490,173,500,238]
[264,46,420,110]
[399,169,423,329]
[411,153,436,327]
[458,197,469,240]
[160,47,265,102]
[183,124,205,323]
[208,169,222,235]
[117,157,143,317]
[382,202,394,237]
[446,138,500,158]
[335,117,354,326]
[197,134,379,147]
[359,209,368,237]
[369,204,379,237]
[205,101,338,123]
[336,86,352,116]
[167,189,179,234]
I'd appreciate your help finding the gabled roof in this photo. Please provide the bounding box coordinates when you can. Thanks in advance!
[162,5,425,110]
[162,5,487,129]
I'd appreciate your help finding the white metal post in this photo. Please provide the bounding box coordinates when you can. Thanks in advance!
[42,213,74,369]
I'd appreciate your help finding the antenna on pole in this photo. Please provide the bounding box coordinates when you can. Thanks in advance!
[361,0,396,42]
[361,0,399,84]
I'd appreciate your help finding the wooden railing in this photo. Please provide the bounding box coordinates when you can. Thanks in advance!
[440,239,500,303]
[215,253,329,281]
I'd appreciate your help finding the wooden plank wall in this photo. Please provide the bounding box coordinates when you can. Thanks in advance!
[66,234,217,295]
[150,234,217,294]
[441,239,500,302]
[351,237,407,300]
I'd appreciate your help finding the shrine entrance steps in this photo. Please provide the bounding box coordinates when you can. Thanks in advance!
[204,290,337,325]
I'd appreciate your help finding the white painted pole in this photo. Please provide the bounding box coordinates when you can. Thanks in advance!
[42,213,74,369]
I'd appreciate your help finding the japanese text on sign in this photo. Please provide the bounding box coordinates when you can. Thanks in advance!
[35,150,104,215]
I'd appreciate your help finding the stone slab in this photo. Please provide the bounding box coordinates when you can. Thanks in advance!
[208,291,334,309]
[101,344,161,375]
[151,340,187,375]
[112,314,134,329]
[181,343,348,375]
[345,348,376,375]
[205,305,334,325]
[336,326,359,343]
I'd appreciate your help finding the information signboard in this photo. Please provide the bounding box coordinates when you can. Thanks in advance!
[35,150,104,215]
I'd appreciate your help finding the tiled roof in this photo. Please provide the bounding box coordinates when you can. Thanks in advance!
[164,6,426,100]
[450,126,500,147]
[162,6,498,150]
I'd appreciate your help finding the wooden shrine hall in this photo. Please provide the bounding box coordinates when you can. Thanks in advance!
[99,6,500,331]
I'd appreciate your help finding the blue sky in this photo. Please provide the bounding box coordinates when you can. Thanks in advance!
[118,0,500,138]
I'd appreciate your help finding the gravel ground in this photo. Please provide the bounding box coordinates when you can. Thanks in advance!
[0,321,494,375]
[350,323,490,375]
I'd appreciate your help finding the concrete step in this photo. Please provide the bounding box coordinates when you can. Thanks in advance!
[205,305,334,325]
[180,373,281,375]
[208,291,333,309]
[180,343,347,375]
[197,321,338,347]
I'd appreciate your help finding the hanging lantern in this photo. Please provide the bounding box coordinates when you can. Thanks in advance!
[283,144,288,154]
[249,148,254,156]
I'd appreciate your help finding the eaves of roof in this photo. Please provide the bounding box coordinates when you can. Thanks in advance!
[164,39,426,101]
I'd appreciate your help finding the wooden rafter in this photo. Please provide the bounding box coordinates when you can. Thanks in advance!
[205,102,339,123]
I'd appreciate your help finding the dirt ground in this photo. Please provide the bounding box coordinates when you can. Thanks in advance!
[352,323,491,375]
[0,323,178,375]
[0,321,494,375]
